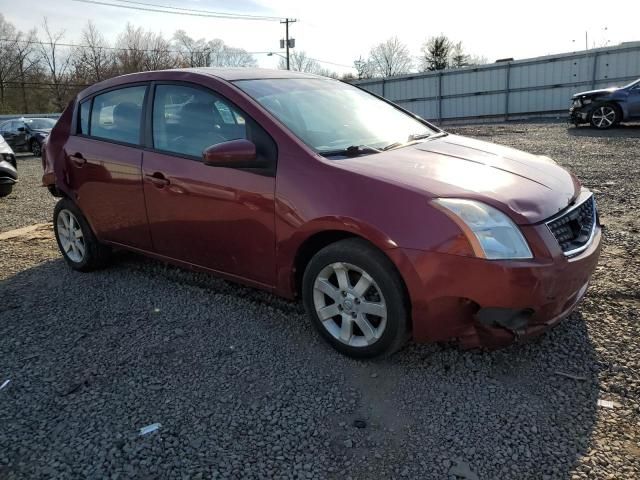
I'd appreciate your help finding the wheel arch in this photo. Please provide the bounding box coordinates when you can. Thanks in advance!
[288,230,412,328]
[589,100,623,126]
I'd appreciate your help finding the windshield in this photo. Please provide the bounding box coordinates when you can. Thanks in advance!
[234,78,435,154]
[24,118,56,129]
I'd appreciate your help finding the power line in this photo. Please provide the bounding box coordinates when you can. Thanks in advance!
[69,0,283,21]
[110,0,281,20]
[0,37,206,54]
[0,39,356,69]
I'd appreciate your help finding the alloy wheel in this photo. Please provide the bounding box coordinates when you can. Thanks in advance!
[31,141,41,156]
[56,209,85,263]
[312,262,387,347]
[591,106,616,129]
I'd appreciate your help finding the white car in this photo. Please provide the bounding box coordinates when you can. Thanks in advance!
[0,134,18,197]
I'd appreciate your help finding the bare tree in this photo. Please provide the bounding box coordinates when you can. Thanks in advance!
[173,30,209,67]
[353,55,374,79]
[340,72,356,82]
[215,45,256,68]
[467,54,488,67]
[174,31,256,68]
[115,24,147,74]
[14,29,40,113]
[142,31,178,71]
[449,41,470,69]
[368,37,412,77]
[39,18,72,111]
[420,35,452,71]
[73,21,115,83]
[0,14,22,109]
[278,51,321,73]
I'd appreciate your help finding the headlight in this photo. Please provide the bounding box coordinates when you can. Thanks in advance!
[572,99,582,107]
[434,199,533,260]
[582,98,592,105]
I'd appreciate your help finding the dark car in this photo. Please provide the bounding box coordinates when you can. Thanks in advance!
[0,134,18,197]
[569,78,640,129]
[0,117,57,156]
[42,68,601,357]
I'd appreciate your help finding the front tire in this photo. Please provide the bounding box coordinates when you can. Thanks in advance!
[30,139,42,157]
[54,198,111,271]
[302,238,409,358]
[590,104,620,129]
[0,184,13,197]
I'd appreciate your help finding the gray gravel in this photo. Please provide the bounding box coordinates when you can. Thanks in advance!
[0,153,57,233]
[1,122,639,479]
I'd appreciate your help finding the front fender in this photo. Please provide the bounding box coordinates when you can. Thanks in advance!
[274,216,400,298]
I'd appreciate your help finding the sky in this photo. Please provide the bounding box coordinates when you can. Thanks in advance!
[1,0,639,74]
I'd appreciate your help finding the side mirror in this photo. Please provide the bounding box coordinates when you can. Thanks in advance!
[17,127,26,132]
[203,139,257,167]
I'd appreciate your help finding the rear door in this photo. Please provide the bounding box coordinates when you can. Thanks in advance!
[141,82,277,286]
[64,84,152,250]
[0,121,23,150]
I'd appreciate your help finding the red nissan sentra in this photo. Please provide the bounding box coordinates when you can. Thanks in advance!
[42,68,601,357]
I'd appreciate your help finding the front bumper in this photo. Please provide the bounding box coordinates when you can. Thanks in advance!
[0,159,18,184]
[569,105,590,124]
[387,222,602,349]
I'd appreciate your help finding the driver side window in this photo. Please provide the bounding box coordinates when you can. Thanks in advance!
[152,84,247,158]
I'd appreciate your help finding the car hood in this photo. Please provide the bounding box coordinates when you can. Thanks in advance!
[334,134,580,224]
[0,138,14,155]
[572,87,619,98]
[31,128,52,135]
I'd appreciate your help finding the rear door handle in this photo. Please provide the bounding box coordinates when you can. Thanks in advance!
[69,152,86,166]
[145,172,170,187]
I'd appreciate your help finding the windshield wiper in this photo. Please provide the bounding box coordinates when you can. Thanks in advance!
[382,131,448,151]
[319,145,381,158]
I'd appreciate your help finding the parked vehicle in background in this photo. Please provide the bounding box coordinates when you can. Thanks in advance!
[570,78,640,129]
[42,68,601,358]
[0,134,17,197]
[0,117,56,157]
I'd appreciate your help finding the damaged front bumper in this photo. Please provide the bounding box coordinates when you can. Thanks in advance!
[569,99,592,124]
[387,221,602,349]
[0,159,18,185]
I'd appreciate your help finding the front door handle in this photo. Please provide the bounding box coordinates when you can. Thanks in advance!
[145,172,170,187]
[69,152,86,166]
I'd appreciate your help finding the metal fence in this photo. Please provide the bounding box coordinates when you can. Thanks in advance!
[354,43,640,123]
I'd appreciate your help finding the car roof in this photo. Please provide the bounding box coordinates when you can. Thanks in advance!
[180,67,330,81]
[76,68,336,101]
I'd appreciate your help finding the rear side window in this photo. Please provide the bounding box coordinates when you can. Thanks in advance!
[90,86,146,145]
[152,84,247,157]
[79,100,90,135]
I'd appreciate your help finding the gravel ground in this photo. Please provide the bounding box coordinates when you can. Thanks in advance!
[1,122,639,479]
[0,153,57,233]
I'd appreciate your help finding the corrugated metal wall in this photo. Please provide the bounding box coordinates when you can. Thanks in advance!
[354,43,640,123]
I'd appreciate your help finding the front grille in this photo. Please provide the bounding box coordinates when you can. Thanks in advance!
[546,195,597,256]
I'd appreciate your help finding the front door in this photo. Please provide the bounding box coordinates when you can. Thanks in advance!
[65,85,152,250]
[627,84,640,118]
[142,83,277,287]
[0,120,26,151]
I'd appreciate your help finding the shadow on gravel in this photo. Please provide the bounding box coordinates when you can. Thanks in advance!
[568,124,640,138]
[0,255,601,479]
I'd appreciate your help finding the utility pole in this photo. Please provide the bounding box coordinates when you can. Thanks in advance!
[280,18,296,70]
[585,31,588,51]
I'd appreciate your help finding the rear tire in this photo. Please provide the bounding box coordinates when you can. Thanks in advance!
[302,238,410,358]
[53,198,111,272]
